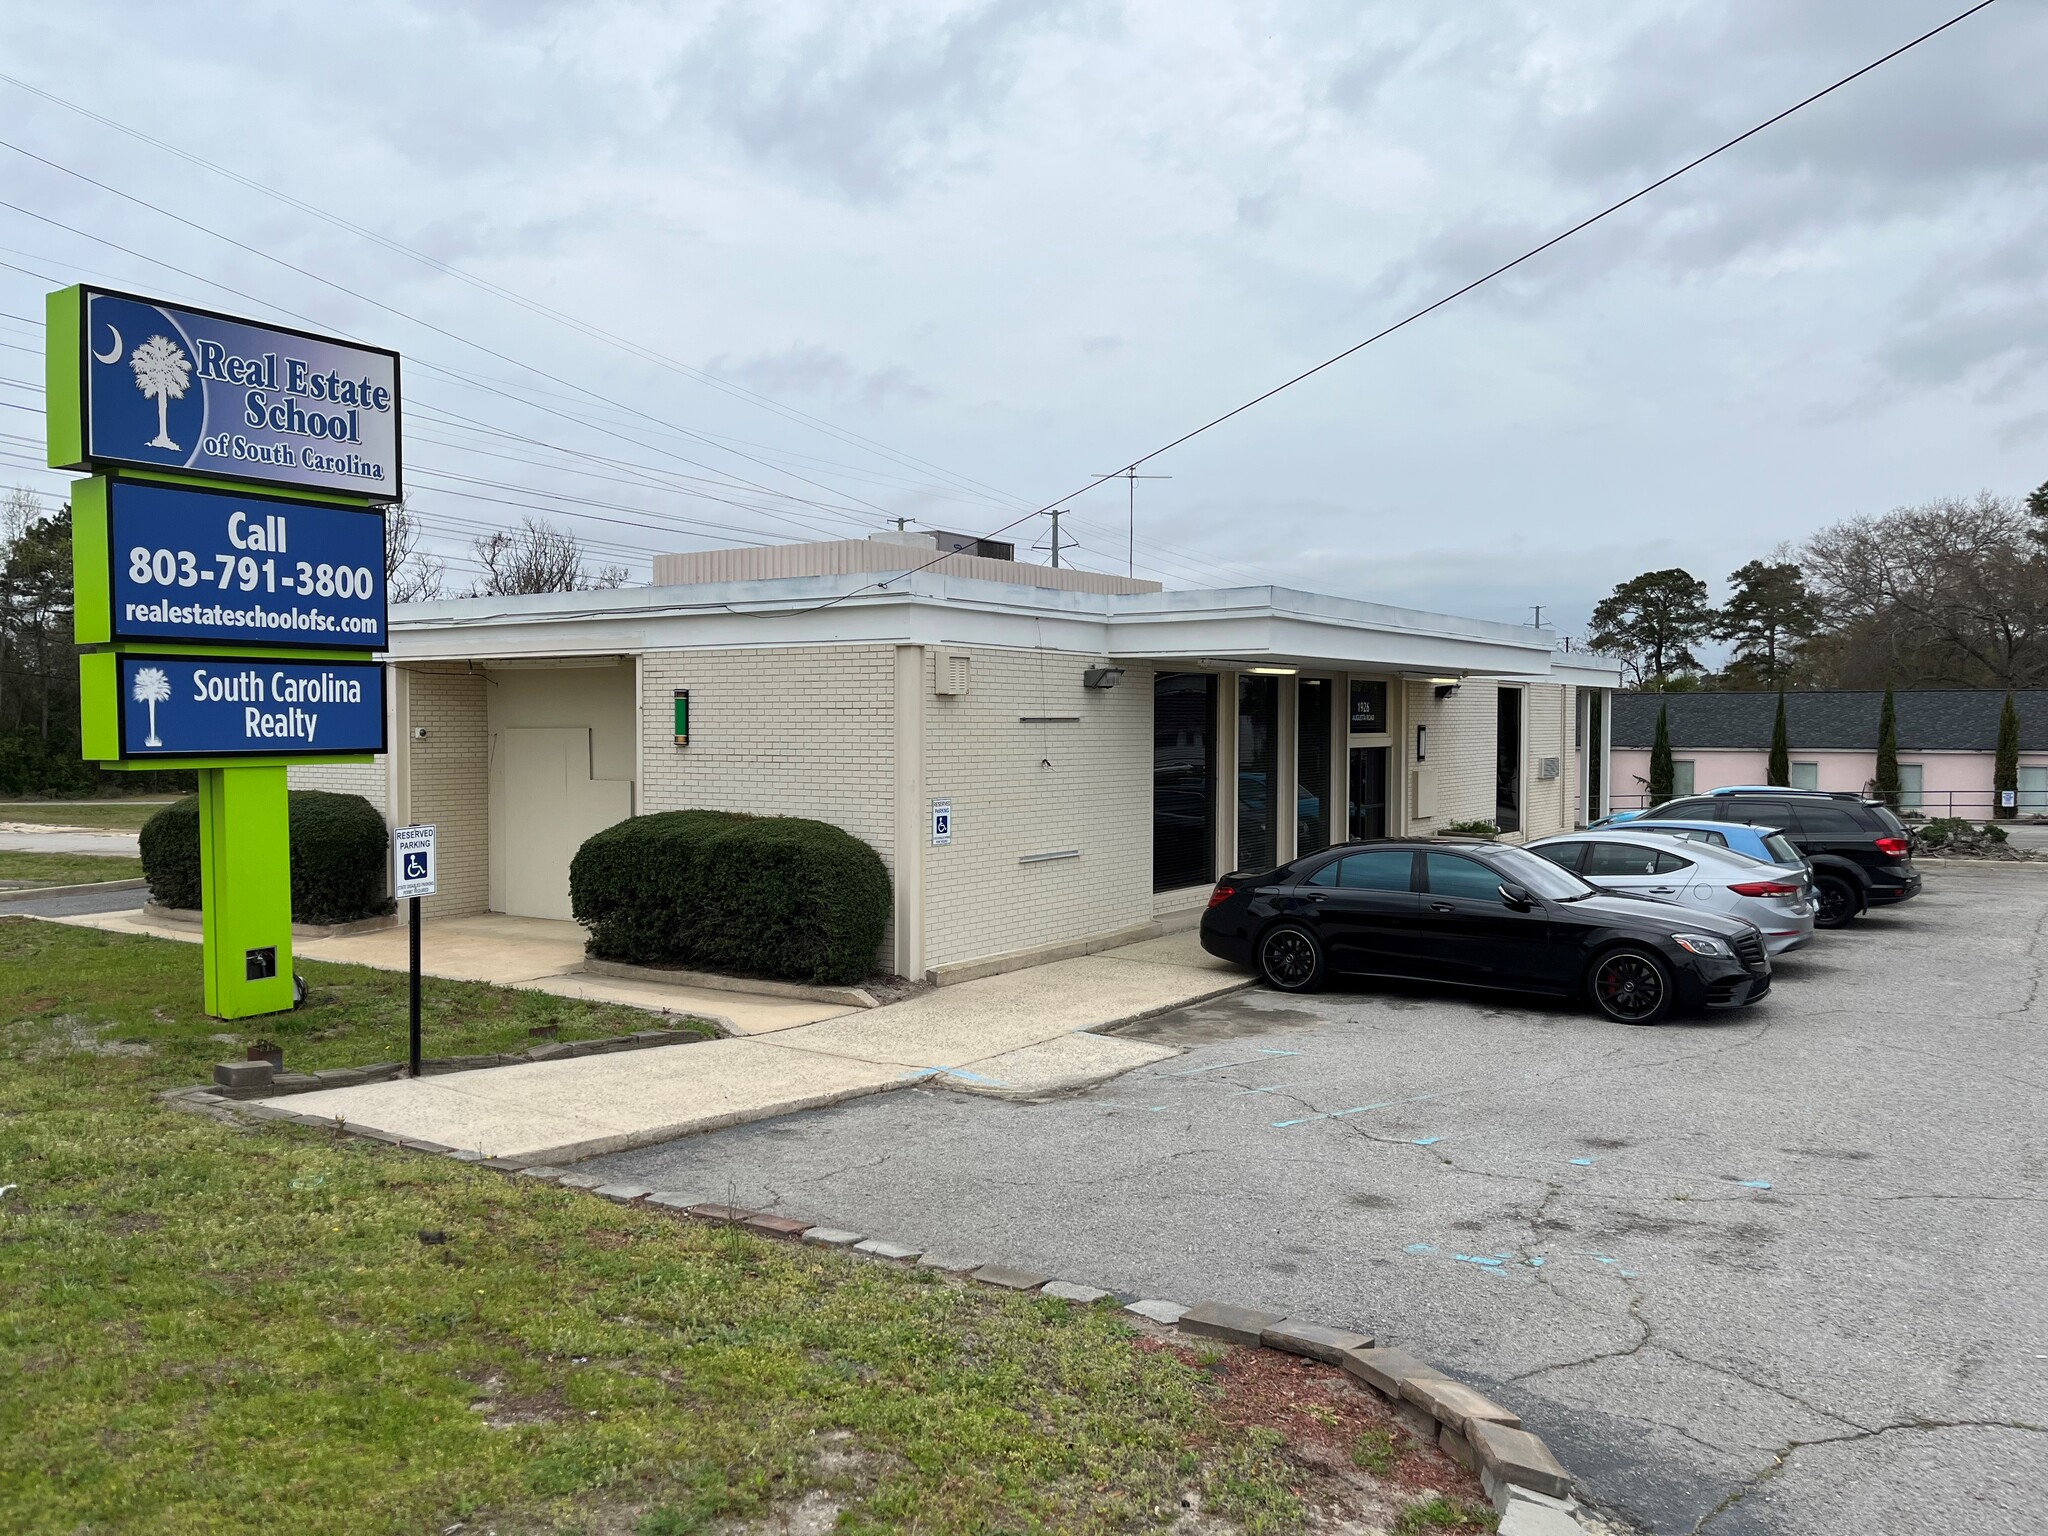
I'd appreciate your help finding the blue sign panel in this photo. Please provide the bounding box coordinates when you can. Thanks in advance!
[117,656,386,759]
[108,481,387,649]
[76,287,400,498]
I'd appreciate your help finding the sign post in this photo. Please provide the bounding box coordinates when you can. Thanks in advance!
[393,824,436,1076]
[48,283,401,1020]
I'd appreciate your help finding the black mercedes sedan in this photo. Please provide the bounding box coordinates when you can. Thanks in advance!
[1198,837,1770,1025]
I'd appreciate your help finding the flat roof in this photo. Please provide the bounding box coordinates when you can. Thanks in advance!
[390,565,1621,685]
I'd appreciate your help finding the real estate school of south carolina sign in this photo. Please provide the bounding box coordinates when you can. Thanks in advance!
[47,285,402,499]
[50,281,398,1021]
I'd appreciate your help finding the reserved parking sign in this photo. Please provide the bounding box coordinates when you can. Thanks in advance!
[393,824,437,899]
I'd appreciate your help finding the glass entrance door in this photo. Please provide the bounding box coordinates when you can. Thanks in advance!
[1349,746,1388,840]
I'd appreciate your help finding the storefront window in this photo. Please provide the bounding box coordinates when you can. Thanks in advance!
[1238,674,1280,871]
[1297,678,1333,856]
[1153,673,1216,891]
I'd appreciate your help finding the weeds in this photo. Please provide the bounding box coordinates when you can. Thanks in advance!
[1351,1426,1397,1476]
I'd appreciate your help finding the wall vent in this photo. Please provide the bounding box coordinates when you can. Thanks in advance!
[935,651,971,696]
[1537,755,1562,781]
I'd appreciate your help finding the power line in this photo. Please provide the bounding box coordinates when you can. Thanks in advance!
[0,205,901,539]
[0,244,893,552]
[756,0,2001,618]
[0,150,931,527]
[0,68,1036,519]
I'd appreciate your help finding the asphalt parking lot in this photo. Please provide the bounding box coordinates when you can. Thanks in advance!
[588,866,2048,1535]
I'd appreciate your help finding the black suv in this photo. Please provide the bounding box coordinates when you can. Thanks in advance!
[1634,791,1920,928]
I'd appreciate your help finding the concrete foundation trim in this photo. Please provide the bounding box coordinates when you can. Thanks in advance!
[925,910,1202,987]
[580,957,878,1009]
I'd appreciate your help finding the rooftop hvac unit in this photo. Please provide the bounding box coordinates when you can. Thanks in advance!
[1537,756,1562,781]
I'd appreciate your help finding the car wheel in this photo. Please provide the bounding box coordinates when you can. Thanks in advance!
[1257,924,1327,993]
[1812,875,1860,929]
[1587,946,1673,1026]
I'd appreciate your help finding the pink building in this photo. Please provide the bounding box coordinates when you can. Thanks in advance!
[1610,690,2048,818]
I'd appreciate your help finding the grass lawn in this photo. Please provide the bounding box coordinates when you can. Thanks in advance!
[0,920,1360,1535]
[0,850,144,887]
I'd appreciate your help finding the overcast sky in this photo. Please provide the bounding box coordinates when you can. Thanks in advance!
[2,0,2043,640]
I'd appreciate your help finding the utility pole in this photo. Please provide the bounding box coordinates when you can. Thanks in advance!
[1095,469,1171,577]
[891,516,911,532]
[1531,605,1547,628]
[1049,508,1065,568]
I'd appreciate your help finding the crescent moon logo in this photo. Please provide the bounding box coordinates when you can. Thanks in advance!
[92,323,123,365]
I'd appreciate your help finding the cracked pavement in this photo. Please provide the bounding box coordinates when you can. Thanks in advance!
[585,866,2048,1534]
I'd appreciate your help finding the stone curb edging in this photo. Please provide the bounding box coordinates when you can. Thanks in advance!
[0,876,148,902]
[195,1027,718,1099]
[168,1090,1605,1534]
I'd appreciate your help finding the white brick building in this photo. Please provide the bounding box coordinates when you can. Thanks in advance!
[298,537,1618,978]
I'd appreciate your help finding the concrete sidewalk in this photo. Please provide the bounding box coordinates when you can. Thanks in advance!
[255,931,1252,1162]
[0,823,142,856]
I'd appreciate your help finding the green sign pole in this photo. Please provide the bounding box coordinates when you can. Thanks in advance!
[198,765,296,1018]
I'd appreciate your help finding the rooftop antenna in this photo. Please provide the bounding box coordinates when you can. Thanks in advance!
[1095,469,1171,576]
[1036,508,1079,568]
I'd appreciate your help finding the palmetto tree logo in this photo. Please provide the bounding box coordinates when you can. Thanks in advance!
[132,666,172,748]
[129,335,192,451]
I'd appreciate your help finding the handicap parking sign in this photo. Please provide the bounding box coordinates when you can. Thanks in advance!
[393,824,437,899]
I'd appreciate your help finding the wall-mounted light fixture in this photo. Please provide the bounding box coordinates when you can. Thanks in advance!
[1195,659,1299,675]
[1415,724,1428,761]
[1433,683,1461,700]
[1083,666,1125,689]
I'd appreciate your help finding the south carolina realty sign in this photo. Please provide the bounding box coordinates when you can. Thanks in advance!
[82,655,387,759]
[48,286,401,499]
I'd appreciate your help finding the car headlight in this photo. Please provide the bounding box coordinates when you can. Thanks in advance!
[1672,934,1730,957]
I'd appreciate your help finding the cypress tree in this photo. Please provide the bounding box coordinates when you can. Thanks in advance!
[1874,688,1901,807]
[1767,689,1790,787]
[1995,691,2020,820]
[1649,703,1674,804]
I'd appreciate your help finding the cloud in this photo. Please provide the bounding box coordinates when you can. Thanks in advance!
[666,0,1078,201]
[710,342,933,406]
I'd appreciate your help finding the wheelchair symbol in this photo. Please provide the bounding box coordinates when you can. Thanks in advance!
[404,852,428,880]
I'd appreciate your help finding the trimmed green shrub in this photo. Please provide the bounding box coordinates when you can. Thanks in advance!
[138,790,396,925]
[137,795,203,910]
[572,810,891,985]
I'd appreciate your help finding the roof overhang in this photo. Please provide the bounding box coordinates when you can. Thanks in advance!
[386,572,1606,683]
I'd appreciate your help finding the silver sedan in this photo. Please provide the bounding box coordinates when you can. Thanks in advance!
[1526,828,1816,955]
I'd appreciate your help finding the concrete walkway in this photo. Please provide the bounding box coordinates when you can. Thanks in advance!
[255,931,1251,1163]
[0,823,142,856]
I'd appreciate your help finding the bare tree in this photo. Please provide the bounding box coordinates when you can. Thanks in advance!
[382,501,446,604]
[1801,493,2048,688]
[470,516,627,596]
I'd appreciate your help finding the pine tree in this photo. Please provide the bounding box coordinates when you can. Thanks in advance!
[1995,691,2020,820]
[1874,688,1901,806]
[1649,703,1674,805]
[1768,690,1790,786]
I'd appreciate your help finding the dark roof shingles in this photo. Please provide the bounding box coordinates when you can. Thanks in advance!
[1610,690,2048,752]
